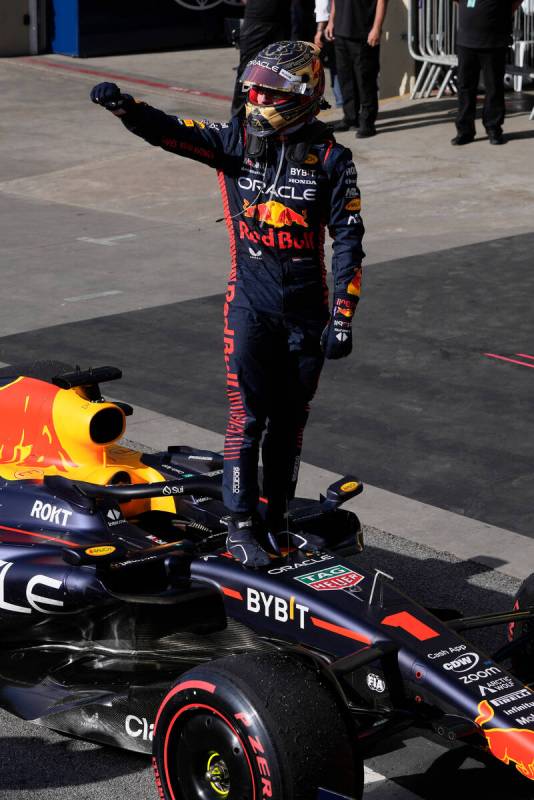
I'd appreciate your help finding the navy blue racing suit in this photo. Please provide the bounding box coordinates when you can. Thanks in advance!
[117,105,365,521]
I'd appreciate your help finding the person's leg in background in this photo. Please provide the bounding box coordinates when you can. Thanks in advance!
[354,41,380,136]
[322,40,344,108]
[480,46,506,143]
[332,36,360,130]
[454,45,480,143]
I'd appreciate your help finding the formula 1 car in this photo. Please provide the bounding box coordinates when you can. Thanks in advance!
[2,362,534,800]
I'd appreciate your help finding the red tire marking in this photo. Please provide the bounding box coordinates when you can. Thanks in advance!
[311,616,371,644]
[221,586,244,600]
[516,354,534,361]
[154,680,216,733]
[163,703,255,800]
[0,523,78,548]
[15,57,232,102]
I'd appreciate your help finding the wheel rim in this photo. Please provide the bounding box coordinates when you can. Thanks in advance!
[170,710,254,800]
[205,752,230,797]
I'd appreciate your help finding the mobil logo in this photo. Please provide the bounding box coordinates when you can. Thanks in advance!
[443,652,479,673]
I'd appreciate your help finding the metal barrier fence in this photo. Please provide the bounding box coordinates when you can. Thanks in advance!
[408,0,534,102]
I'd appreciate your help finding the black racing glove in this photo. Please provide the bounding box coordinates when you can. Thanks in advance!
[90,82,133,114]
[321,296,357,360]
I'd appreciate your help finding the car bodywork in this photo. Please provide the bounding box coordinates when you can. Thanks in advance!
[2,363,534,791]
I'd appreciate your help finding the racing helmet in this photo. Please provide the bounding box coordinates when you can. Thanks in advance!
[241,40,325,137]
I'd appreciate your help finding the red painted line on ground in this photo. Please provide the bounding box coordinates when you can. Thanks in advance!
[15,57,232,103]
[311,616,371,644]
[0,523,78,547]
[516,353,534,361]
[484,353,534,369]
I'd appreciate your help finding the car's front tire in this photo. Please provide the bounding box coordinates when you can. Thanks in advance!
[152,652,363,800]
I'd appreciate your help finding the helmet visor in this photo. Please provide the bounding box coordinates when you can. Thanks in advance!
[241,61,309,95]
[247,86,289,106]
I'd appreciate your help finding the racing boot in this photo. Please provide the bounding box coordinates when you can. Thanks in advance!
[226,515,271,568]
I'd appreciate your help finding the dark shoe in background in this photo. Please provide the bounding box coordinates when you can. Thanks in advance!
[356,126,376,139]
[487,130,504,145]
[451,133,475,145]
[329,118,359,132]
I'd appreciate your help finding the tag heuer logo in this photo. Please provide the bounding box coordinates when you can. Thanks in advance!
[295,565,364,591]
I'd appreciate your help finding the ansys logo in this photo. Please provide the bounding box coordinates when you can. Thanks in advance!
[295,564,364,592]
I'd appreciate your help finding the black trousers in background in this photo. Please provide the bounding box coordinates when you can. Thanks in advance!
[335,36,380,129]
[456,45,507,137]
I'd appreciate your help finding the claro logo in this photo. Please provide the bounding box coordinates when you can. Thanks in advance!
[443,652,480,673]
[125,715,154,741]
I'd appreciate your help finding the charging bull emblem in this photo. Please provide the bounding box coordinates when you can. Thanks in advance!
[243,199,308,228]
[0,378,76,471]
[476,699,534,780]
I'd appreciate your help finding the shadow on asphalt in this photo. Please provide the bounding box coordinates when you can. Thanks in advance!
[0,735,148,790]
[398,744,534,799]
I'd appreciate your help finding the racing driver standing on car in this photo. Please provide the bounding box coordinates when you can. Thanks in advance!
[90,41,364,568]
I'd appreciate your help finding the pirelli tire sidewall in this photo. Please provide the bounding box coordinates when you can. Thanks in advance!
[152,652,361,800]
[152,663,287,800]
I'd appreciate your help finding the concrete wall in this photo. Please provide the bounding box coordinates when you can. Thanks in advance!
[0,0,31,56]
[380,0,416,98]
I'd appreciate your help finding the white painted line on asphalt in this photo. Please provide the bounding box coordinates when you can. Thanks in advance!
[77,234,137,246]
[364,766,420,798]
[365,766,388,783]
[122,402,534,581]
[63,290,123,302]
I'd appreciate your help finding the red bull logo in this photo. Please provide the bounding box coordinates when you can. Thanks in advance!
[238,221,315,251]
[0,378,76,471]
[476,699,534,780]
[243,199,308,229]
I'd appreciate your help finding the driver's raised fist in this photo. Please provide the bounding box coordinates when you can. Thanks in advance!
[90,82,132,112]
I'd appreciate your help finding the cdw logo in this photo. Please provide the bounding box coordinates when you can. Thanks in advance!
[443,653,479,673]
